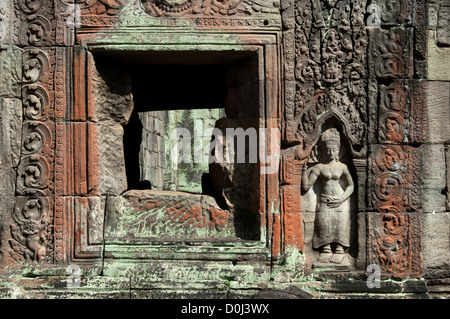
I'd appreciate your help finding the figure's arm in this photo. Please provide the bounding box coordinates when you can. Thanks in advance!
[341,166,354,202]
[302,165,319,192]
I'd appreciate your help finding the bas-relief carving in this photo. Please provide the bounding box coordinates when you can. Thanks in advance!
[371,27,413,80]
[371,144,422,217]
[0,48,23,172]
[70,0,280,17]
[375,0,409,25]
[13,0,54,47]
[17,0,48,14]
[281,0,425,277]
[369,207,422,278]
[302,128,354,267]
[0,0,427,283]
[20,16,52,47]
[7,47,55,265]
[365,1,423,278]
[105,190,235,241]
[72,0,128,15]
[74,0,282,29]
[287,0,368,161]
[0,1,8,43]
[9,196,52,264]
[22,85,50,121]
[279,0,369,270]
[377,80,426,146]
[140,0,280,16]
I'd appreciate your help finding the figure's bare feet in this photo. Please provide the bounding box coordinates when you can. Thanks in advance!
[330,244,345,264]
[318,244,333,263]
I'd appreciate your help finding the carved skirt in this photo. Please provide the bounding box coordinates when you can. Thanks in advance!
[312,194,351,249]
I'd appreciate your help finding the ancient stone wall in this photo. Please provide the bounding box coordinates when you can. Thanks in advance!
[421,0,450,298]
[0,0,448,299]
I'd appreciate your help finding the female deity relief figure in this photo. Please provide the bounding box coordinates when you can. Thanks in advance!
[302,128,354,265]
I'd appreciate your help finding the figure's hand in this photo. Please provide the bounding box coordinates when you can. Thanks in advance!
[327,196,344,208]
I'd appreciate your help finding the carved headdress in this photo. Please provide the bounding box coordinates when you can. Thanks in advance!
[320,128,340,145]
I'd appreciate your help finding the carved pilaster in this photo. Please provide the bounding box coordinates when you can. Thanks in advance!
[368,0,425,279]
[8,47,56,265]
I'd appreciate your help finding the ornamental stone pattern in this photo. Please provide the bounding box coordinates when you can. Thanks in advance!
[0,0,448,299]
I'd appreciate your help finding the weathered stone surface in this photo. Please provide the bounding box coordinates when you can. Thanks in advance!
[0,47,22,98]
[97,123,129,195]
[425,81,450,144]
[368,211,423,279]
[90,63,134,125]
[252,285,313,299]
[378,80,426,144]
[71,196,105,259]
[420,144,447,213]
[0,276,130,299]
[427,31,450,80]
[0,98,22,195]
[422,212,450,271]
[208,117,261,212]
[105,190,235,241]
[447,146,450,211]
[436,0,450,46]
[301,128,355,268]
[131,282,229,299]
[0,0,446,299]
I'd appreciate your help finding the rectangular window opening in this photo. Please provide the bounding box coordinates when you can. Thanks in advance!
[91,49,262,241]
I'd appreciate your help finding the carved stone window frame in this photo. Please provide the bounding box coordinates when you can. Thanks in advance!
[66,30,282,268]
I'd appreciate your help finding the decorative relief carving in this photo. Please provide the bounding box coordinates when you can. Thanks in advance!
[378,81,409,144]
[72,0,128,16]
[20,15,52,46]
[17,155,53,194]
[302,128,354,266]
[377,80,426,145]
[140,0,280,17]
[375,0,408,25]
[372,27,412,79]
[286,0,368,159]
[54,49,69,265]
[22,50,49,84]
[281,0,425,277]
[10,47,55,265]
[74,0,282,29]
[372,145,420,212]
[366,0,423,279]
[105,191,235,240]
[22,85,50,121]
[2,98,24,169]
[0,46,22,98]
[370,208,422,278]
[372,206,409,275]
[371,145,423,279]
[14,0,54,47]
[9,196,53,264]
[2,0,427,281]
[278,0,369,268]
[21,122,53,156]
[141,0,202,16]
[17,0,47,14]
[0,1,7,43]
